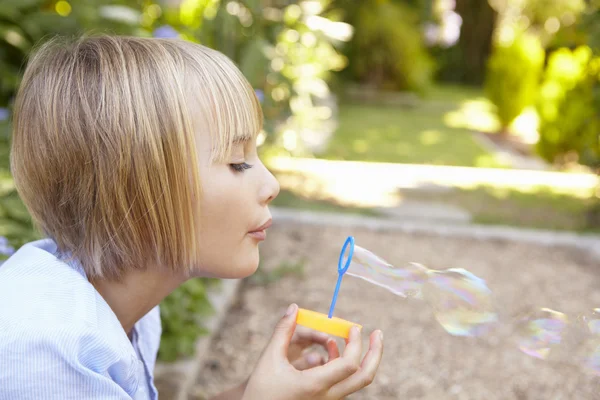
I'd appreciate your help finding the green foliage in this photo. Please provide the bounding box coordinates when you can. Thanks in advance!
[325,0,434,92]
[535,46,600,168]
[0,0,144,108]
[484,32,545,131]
[579,1,600,52]
[151,0,348,156]
[519,0,586,28]
[0,122,40,262]
[158,278,219,362]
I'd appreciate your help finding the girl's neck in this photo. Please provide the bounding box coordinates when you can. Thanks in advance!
[91,267,185,334]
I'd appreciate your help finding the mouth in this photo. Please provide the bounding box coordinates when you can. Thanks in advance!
[248,218,272,241]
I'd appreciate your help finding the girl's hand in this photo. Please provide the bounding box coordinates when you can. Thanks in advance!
[242,304,384,400]
[288,327,340,370]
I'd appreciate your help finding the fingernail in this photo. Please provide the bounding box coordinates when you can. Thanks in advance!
[285,304,297,317]
[378,331,384,341]
[306,352,321,365]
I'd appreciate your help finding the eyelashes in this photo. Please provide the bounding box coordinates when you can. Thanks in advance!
[229,162,253,172]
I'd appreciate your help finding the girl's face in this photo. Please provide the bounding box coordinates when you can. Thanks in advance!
[193,131,280,279]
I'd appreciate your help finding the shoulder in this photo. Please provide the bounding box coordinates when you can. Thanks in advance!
[0,239,120,330]
[0,240,142,398]
[0,321,141,399]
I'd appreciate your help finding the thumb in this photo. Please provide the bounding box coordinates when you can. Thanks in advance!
[267,303,298,356]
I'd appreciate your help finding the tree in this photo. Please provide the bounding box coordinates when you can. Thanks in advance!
[453,0,498,85]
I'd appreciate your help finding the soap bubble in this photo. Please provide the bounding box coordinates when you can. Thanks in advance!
[577,308,600,376]
[346,245,428,299]
[514,308,569,360]
[344,244,497,337]
[335,239,600,375]
[423,268,498,337]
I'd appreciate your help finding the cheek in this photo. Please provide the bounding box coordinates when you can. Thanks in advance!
[192,175,259,278]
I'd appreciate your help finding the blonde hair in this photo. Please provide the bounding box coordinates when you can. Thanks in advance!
[10,35,262,281]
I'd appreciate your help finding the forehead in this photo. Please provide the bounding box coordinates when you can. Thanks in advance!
[181,59,262,161]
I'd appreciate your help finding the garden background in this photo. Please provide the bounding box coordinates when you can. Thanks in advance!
[1,0,600,398]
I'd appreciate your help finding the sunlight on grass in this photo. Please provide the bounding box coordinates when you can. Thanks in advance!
[402,184,597,232]
[322,102,510,168]
[272,164,597,232]
[271,188,379,216]
[443,98,501,133]
[443,96,540,143]
[418,130,442,146]
[352,139,369,153]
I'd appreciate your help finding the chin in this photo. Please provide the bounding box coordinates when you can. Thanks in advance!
[192,243,261,279]
[236,254,260,278]
[220,250,260,279]
[237,263,259,279]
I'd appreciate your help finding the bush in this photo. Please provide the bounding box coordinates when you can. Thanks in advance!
[330,0,434,93]
[535,46,600,168]
[158,278,218,362]
[484,32,545,133]
[0,0,144,109]
[0,122,40,261]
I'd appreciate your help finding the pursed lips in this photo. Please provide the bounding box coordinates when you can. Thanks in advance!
[248,218,272,241]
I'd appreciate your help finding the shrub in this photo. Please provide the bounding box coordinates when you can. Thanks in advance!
[484,32,545,133]
[535,46,600,168]
[158,278,218,362]
[330,0,434,92]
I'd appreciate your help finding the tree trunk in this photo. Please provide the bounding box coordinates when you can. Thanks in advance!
[454,0,498,85]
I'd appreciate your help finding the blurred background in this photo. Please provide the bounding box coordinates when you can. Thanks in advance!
[1,0,600,398]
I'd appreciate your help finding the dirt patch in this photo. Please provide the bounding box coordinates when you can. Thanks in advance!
[190,223,600,399]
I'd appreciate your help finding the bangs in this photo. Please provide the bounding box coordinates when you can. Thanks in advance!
[178,42,263,162]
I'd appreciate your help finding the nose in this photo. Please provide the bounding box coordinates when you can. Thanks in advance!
[260,164,280,205]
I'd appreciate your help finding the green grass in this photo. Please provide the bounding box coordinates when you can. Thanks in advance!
[271,189,379,217]
[321,86,509,168]
[274,184,598,232]
[402,185,598,232]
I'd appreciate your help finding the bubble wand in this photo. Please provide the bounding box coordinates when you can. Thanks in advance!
[296,236,362,338]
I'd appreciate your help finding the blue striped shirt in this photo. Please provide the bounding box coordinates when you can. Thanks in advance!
[0,238,161,399]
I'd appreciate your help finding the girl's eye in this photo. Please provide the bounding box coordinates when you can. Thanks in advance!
[229,162,253,172]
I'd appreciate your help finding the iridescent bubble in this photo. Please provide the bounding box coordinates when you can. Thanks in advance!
[515,308,569,360]
[577,308,600,376]
[423,269,498,337]
[584,308,600,335]
[344,245,497,337]
[345,245,428,299]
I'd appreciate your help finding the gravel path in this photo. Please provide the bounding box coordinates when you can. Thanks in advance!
[190,223,600,399]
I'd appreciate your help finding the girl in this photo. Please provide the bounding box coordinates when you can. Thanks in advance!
[0,35,383,399]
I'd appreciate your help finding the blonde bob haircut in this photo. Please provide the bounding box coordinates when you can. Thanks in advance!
[10,35,262,281]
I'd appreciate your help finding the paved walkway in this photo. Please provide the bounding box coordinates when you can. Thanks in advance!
[270,157,598,193]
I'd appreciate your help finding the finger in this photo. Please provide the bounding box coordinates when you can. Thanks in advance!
[342,326,363,366]
[327,338,340,361]
[329,330,384,399]
[302,326,363,387]
[266,304,299,358]
[292,351,325,371]
[293,330,330,347]
[289,329,331,363]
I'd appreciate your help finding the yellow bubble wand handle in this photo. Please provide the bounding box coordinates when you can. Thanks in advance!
[296,237,362,338]
[297,308,362,338]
